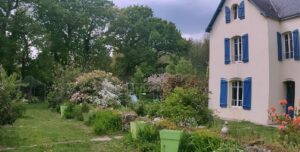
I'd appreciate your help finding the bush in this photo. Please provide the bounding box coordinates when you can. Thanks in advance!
[0,66,25,125]
[92,110,122,135]
[126,123,160,152]
[160,87,212,126]
[63,103,90,120]
[47,68,80,111]
[155,119,178,130]
[179,130,222,152]
[70,70,124,108]
[63,103,75,119]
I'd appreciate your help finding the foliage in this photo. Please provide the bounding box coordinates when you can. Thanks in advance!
[186,39,209,77]
[166,58,195,76]
[130,100,160,117]
[179,130,222,152]
[160,87,212,126]
[47,68,81,111]
[155,119,178,130]
[215,141,244,152]
[268,100,300,148]
[107,6,189,79]
[125,123,160,152]
[92,110,122,135]
[0,66,26,125]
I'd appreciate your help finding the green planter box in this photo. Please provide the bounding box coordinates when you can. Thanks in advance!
[60,105,68,118]
[130,121,146,140]
[160,129,183,152]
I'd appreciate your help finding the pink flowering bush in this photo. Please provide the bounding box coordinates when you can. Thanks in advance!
[268,100,300,147]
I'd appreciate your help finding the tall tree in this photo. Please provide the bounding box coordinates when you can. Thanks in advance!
[107,6,189,80]
[34,0,115,70]
[187,39,209,77]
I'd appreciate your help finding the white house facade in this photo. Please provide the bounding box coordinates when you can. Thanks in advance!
[206,0,300,125]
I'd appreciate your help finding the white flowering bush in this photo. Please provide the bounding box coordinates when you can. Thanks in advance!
[70,70,124,108]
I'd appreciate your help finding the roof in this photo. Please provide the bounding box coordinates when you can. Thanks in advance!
[206,0,300,32]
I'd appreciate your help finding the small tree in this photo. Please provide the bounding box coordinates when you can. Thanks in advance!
[0,66,25,125]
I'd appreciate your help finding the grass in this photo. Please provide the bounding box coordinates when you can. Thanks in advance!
[209,119,291,151]
[0,103,137,152]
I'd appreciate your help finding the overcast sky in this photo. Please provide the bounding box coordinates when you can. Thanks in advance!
[111,0,220,40]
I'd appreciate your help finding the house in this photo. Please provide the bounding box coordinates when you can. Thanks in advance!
[206,0,300,125]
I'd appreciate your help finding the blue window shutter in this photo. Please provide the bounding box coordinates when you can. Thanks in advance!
[225,38,230,64]
[220,79,228,108]
[277,32,283,61]
[242,34,249,63]
[239,1,245,20]
[243,77,252,110]
[225,6,231,24]
[293,29,300,60]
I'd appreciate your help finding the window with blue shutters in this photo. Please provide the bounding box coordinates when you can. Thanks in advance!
[293,29,300,60]
[228,34,249,64]
[243,77,252,110]
[277,30,300,61]
[238,1,245,20]
[225,6,231,23]
[220,79,228,108]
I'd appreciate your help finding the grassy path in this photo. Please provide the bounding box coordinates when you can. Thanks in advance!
[0,104,136,152]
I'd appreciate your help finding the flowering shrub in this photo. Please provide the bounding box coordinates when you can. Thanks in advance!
[268,99,300,147]
[48,69,126,109]
[70,70,124,108]
[146,73,208,99]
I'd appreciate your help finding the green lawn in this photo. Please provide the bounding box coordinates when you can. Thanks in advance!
[0,104,137,152]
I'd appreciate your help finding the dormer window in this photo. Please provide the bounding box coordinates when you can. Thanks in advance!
[283,32,294,59]
[232,4,239,20]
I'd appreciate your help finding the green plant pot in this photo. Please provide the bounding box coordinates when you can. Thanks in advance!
[130,121,146,140]
[160,129,183,152]
[60,105,68,118]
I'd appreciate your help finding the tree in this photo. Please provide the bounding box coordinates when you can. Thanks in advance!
[107,6,189,80]
[34,0,115,70]
[187,39,209,77]
[166,57,195,76]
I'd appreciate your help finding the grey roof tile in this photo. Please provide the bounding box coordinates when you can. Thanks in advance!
[250,0,300,20]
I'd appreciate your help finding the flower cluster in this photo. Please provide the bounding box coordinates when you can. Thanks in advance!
[268,100,300,130]
[69,70,124,108]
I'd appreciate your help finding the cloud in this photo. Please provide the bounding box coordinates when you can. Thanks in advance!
[110,0,220,39]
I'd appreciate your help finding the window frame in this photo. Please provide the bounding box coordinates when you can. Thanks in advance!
[230,79,243,108]
[282,32,294,60]
[232,4,239,20]
[231,36,243,62]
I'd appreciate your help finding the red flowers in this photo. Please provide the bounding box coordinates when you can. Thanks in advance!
[293,117,300,125]
[279,99,288,105]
